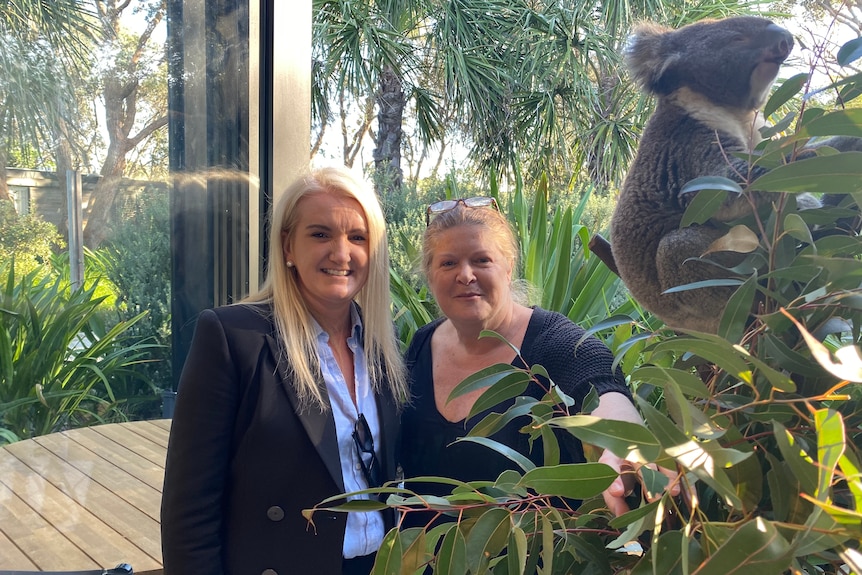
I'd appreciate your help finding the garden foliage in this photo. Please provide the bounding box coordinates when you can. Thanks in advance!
[0,199,64,278]
[307,36,862,574]
[99,186,172,404]
[0,263,160,444]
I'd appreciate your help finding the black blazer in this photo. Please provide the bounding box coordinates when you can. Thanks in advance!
[160,303,399,575]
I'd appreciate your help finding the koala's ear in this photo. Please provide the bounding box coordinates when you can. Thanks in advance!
[625,22,679,94]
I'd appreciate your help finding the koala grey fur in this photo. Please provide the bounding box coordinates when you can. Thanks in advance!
[610,16,862,334]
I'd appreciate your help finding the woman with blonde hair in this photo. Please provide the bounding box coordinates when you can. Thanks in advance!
[162,166,408,575]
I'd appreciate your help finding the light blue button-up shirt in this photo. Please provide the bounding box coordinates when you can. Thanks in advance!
[313,305,385,559]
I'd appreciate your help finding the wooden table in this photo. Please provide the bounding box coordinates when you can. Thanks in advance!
[0,420,170,574]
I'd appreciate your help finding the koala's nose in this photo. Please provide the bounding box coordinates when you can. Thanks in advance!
[766,23,794,60]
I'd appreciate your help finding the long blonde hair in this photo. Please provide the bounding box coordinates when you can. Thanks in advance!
[244,167,408,410]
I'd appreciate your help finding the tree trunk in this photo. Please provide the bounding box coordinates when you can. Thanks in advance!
[0,147,10,203]
[54,113,73,237]
[82,73,167,248]
[83,0,167,248]
[82,142,126,248]
[372,66,405,194]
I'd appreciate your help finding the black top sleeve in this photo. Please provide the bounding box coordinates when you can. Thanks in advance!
[519,307,630,408]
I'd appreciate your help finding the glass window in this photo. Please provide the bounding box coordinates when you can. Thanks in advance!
[1,0,310,425]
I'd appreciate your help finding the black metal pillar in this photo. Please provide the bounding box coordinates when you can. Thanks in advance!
[167,0,253,399]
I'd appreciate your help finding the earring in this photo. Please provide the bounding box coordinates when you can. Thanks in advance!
[286,260,294,268]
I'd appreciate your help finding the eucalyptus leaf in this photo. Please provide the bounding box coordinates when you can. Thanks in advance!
[783,212,814,245]
[803,497,862,531]
[308,498,390,515]
[752,152,862,194]
[465,508,511,573]
[652,334,752,381]
[838,452,862,511]
[453,437,536,472]
[692,518,792,575]
[764,73,808,118]
[448,363,529,401]
[759,110,796,138]
[664,440,744,508]
[630,530,703,575]
[838,37,862,67]
[812,234,862,257]
[520,462,617,499]
[548,415,661,463]
[662,277,744,294]
[814,409,845,502]
[703,225,760,256]
[718,274,757,342]
[792,508,849,557]
[467,396,538,438]
[760,334,828,378]
[773,423,818,495]
[539,424,560,467]
[795,109,862,139]
[630,365,711,398]
[635,396,688,450]
[506,527,528,575]
[767,455,811,524]
[609,499,661,530]
[466,373,531,419]
[680,176,743,195]
[782,310,862,382]
[435,525,467,575]
[745,353,797,393]
[479,329,521,355]
[547,382,575,409]
[493,469,527,496]
[581,384,600,413]
[680,187,731,227]
[540,513,554,574]
[640,466,670,500]
[399,527,430,575]
[576,314,638,347]
[371,527,402,575]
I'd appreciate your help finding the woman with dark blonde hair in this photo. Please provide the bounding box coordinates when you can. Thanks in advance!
[161,167,408,575]
[400,198,676,527]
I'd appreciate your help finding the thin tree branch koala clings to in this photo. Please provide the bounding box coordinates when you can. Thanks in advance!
[610,16,860,334]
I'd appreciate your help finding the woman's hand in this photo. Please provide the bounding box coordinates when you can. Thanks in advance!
[590,392,682,516]
[598,449,681,516]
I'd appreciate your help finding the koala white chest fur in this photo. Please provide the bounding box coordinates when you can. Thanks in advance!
[670,88,765,151]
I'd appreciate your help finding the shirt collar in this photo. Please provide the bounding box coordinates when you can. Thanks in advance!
[311,302,363,343]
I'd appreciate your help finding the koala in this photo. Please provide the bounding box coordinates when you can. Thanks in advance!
[609,16,862,334]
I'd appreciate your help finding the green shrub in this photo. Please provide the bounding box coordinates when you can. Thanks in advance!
[0,263,161,444]
[0,199,64,278]
[578,188,617,235]
[98,186,171,403]
[503,173,631,327]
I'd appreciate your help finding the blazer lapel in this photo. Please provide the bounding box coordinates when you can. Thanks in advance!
[265,334,345,492]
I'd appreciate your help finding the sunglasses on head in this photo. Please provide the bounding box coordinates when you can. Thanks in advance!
[425,196,500,226]
[352,413,381,489]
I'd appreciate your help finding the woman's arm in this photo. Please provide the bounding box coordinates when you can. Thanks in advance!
[592,392,681,516]
[161,309,240,575]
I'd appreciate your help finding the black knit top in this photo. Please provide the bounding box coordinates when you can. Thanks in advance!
[398,307,630,526]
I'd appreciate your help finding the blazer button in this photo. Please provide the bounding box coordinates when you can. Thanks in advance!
[262,570,278,575]
[266,506,285,521]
